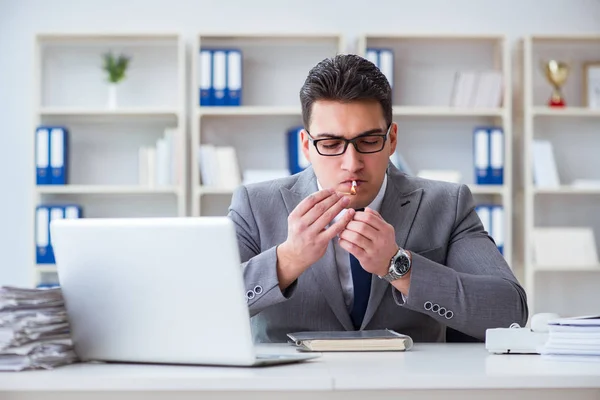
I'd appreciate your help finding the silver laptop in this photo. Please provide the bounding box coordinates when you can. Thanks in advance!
[50,216,319,367]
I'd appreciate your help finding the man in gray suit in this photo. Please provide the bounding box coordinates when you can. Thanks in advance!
[227,54,528,344]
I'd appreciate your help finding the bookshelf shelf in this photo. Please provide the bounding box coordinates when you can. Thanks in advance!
[361,33,506,41]
[35,185,181,195]
[196,33,343,41]
[198,106,301,117]
[393,106,505,117]
[36,32,181,41]
[39,107,180,117]
[523,35,600,317]
[467,185,506,195]
[529,34,600,42]
[32,32,187,287]
[532,107,600,117]
[534,186,600,195]
[534,265,600,273]
[197,186,236,195]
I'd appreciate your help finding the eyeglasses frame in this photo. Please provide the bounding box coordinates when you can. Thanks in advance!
[305,123,393,156]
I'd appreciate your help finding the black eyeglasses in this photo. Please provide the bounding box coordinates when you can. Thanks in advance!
[306,124,391,156]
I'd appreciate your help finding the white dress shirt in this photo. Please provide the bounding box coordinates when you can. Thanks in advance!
[317,174,388,311]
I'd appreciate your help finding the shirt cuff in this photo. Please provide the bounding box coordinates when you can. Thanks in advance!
[392,287,408,306]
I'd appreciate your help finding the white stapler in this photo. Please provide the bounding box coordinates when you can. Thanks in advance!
[485,313,560,354]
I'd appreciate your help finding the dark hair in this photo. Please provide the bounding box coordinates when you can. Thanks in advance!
[300,53,392,129]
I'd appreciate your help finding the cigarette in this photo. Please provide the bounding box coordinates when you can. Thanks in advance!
[350,181,357,195]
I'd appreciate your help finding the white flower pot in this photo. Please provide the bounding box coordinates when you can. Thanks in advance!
[107,83,118,109]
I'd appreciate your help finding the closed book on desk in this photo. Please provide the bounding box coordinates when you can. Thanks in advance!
[287,329,413,352]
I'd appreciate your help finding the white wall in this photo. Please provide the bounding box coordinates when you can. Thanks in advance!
[1,0,600,286]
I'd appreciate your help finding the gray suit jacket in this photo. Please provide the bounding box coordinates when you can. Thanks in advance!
[227,163,528,343]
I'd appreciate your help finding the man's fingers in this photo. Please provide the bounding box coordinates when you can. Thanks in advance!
[322,208,354,241]
[302,192,346,227]
[344,220,379,242]
[351,210,384,231]
[365,207,384,220]
[339,238,366,258]
[291,189,336,218]
[339,228,372,250]
[310,195,350,234]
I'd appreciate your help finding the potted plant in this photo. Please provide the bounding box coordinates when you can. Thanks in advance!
[102,52,130,109]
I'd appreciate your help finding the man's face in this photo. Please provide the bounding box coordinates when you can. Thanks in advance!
[301,100,397,210]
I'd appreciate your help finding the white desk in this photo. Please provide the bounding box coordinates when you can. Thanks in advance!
[1,343,599,400]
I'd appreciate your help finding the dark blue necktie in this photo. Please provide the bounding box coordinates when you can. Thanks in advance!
[349,208,371,330]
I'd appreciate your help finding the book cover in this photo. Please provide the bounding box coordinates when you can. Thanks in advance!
[286,329,413,352]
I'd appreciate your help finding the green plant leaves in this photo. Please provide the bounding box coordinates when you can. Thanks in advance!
[102,52,131,83]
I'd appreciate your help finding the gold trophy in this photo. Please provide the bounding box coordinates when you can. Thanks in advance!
[543,60,570,107]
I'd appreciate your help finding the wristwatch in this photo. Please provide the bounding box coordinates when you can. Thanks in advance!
[380,247,412,283]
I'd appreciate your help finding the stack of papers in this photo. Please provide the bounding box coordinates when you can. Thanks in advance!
[0,286,79,371]
[539,315,600,362]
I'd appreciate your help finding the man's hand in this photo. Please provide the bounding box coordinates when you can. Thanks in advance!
[339,208,411,295]
[276,189,354,290]
[338,208,399,277]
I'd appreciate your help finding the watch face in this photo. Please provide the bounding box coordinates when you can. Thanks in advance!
[394,255,410,275]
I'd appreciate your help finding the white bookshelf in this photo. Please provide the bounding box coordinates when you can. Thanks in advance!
[198,106,301,117]
[32,33,187,286]
[534,186,600,195]
[532,107,600,117]
[357,34,513,268]
[36,185,181,195]
[191,33,344,217]
[392,106,504,117]
[40,107,180,117]
[522,35,600,317]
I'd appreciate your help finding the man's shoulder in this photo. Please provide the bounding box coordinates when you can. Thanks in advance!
[391,172,466,199]
[233,172,307,206]
[242,174,301,196]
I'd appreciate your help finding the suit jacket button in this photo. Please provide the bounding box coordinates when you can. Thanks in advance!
[254,285,263,295]
[438,307,446,316]
[445,310,454,319]
[246,290,255,300]
[432,304,440,313]
[424,301,433,310]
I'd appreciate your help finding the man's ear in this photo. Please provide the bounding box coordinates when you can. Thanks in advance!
[388,122,398,156]
[300,129,311,162]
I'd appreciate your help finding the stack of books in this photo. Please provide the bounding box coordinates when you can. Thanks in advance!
[138,127,182,187]
[539,315,600,362]
[450,70,503,108]
[0,286,79,371]
[197,144,241,189]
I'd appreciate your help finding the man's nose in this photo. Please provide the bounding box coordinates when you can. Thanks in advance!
[341,143,363,172]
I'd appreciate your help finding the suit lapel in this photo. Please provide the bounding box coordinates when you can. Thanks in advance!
[360,167,423,329]
[280,168,354,331]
